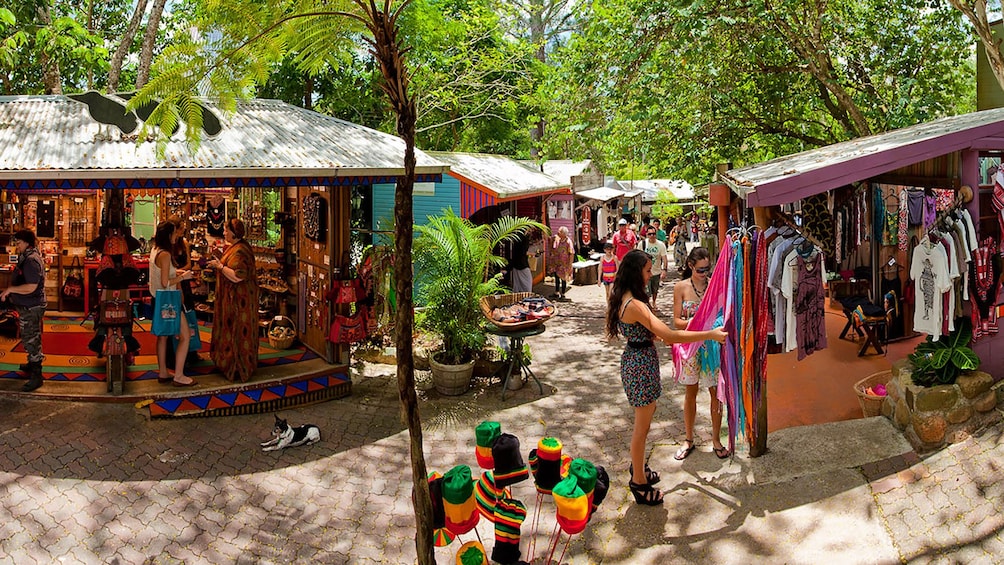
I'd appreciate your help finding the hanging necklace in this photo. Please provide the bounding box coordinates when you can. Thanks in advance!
[692,279,707,300]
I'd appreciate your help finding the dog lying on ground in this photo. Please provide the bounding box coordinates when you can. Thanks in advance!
[261,414,321,452]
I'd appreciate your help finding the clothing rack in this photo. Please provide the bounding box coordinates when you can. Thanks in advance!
[773,211,826,251]
[926,193,967,239]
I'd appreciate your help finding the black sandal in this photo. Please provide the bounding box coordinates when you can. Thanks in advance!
[629,481,664,506]
[629,463,661,485]
[674,439,695,461]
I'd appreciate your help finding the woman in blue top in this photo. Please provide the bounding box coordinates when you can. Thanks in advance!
[605,249,727,505]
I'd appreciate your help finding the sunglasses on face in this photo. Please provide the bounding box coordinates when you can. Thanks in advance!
[695,266,712,274]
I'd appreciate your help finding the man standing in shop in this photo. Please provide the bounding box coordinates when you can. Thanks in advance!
[1,229,46,392]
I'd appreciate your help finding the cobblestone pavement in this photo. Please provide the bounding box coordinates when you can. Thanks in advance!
[0,273,1001,564]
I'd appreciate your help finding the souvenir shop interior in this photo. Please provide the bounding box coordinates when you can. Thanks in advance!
[0,187,348,362]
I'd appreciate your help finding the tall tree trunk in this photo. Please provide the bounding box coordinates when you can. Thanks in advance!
[304,75,314,110]
[36,4,62,94]
[108,0,150,92]
[356,1,434,563]
[528,0,545,158]
[950,0,1004,96]
[135,0,167,89]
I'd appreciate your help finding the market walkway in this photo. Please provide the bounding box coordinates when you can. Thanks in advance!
[0,278,1001,563]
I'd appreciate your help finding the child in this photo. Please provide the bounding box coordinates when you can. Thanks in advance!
[598,241,618,300]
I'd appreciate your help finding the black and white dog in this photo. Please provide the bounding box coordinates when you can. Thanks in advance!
[261,414,321,452]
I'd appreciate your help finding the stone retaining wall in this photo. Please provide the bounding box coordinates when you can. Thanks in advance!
[881,359,1004,452]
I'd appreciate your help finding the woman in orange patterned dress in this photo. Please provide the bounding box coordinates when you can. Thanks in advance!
[207,218,259,382]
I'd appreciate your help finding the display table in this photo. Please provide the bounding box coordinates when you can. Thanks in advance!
[485,324,545,400]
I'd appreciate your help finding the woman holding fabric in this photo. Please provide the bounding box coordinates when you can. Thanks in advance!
[150,221,195,386]
[605,249,727,505]
[672,247,729,460]
[206,218,259,382]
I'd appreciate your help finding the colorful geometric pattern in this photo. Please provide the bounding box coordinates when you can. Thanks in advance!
[1,174,442,191]
[460,181,496,218]
[148,370,351,418]
[0,319,319,383]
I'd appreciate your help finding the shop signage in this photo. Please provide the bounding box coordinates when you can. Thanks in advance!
[581,205,591,246]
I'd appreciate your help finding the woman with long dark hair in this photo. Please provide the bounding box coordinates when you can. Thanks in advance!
[606,249,726,505]
[150,221,195,386]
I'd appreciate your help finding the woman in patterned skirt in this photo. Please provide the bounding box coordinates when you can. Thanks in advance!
[207,218,259,382]
[605,249,727,505]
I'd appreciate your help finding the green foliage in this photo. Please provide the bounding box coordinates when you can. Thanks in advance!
[907,318,981,387]
[414,209,546,364]
[650,190,682,223]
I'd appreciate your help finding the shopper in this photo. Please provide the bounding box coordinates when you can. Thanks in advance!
[508,231,533,293]
[597,241,618,300]
[549,226,574,300]
[150,221,196,386]
[637,225,669,310]
[671,218,688,272]
[169,217,201,367]
[1,229,46,391]
[651,218,667,245]
[207,218,259,382]
[611,218,637,261]
[672,246,728,460]
[605,249,726,505]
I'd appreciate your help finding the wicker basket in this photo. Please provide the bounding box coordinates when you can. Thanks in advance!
[267,315,297,350]
[479,292,556,331]
[854,370,891,417]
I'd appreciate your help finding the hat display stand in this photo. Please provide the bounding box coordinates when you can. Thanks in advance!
[431,424,607,565]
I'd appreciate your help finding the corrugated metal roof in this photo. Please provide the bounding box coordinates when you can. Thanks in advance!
[538,159,592,185]
[428,151,569,199]
[576,186,625,202]
[0,95,448,178]
[720,108,1004,207]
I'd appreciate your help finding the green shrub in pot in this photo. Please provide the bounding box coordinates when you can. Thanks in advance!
[907,317,980,387]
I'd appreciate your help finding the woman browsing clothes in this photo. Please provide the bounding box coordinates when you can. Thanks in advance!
[150,221,196,386]
[672,247,729,460]
[605,249,727,505]
[206,218,259,382]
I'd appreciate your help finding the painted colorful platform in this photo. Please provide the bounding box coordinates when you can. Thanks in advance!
[0,317,351,418]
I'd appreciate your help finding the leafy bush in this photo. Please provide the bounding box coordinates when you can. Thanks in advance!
[907,317,980,387]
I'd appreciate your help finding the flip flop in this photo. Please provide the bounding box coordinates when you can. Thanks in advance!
[674,440,695,461]
[714,446,731,459]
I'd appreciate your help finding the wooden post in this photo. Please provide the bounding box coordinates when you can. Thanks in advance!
[750,206,772,457]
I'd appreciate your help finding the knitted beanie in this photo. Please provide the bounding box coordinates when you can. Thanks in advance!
[491,497,527,565]
[442,465,479,535]
[492,433,529,488]
[455,540,488,565]
[590,465,609,520]
[552,474,589,535]
[529,437,563,494]
[475,421,501,469]
[568,458,598,508]
[426,471,455,547]
[474,471,505,522]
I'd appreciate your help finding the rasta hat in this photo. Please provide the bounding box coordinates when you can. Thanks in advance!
[590,465,610,520]
[492,433,529,488]
[491,497,527,565]
[442,465,479,535]
[425,471,455,547]
[474,471,507,522]
[455,540,488,565]
[528,437,563,494]
[552,474,589,535]
[475,421,501,469]
[568,459,598,519]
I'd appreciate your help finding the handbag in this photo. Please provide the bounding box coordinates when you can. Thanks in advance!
[99,290,132,326]
[328,310,367,344]
[151,289,183,336]
[328,279,361,304]
[61,256,84,299]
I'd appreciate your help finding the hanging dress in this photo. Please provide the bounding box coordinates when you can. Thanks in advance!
[793,252,828,360]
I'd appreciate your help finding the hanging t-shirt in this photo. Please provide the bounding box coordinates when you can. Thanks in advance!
[910,238,952,341]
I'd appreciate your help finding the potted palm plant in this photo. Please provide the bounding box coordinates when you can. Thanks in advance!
[415,209,547,395]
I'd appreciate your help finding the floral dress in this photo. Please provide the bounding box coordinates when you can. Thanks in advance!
[618,298,661,407]
[677,293,720,389]
[550,235,574,282]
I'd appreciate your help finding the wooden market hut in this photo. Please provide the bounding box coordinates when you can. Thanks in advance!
[0,94,448,416]
[714,107,1004,454]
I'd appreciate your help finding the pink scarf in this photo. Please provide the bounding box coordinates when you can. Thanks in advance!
[672,237,734,377]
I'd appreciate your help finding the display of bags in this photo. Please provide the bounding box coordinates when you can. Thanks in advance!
[151,288,182,336]
[328,310,367,344]
[99,291,132,326]
[61,257,84,300]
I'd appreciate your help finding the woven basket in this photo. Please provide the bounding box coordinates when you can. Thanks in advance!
[854,370,891,417]
[479,292,556,331]
[267,315,297,350]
